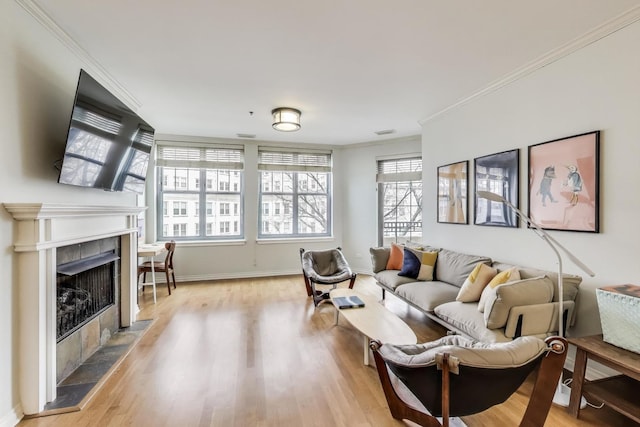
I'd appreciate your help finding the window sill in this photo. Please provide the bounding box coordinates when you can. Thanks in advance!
[256,236,335,245]
[162,239,247,247]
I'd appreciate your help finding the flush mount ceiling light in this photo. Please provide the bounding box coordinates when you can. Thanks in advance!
[272,107,301,132]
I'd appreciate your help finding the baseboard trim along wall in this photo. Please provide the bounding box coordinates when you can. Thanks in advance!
[0,404,23,427]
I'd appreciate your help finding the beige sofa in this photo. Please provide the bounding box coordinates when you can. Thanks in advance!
[370,244,582,343]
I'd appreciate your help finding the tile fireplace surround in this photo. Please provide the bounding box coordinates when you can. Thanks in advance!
[4,203,144,415]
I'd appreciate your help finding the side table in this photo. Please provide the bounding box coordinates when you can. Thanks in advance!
[567,334,640,423]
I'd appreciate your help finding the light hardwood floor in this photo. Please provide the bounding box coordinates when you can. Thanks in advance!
[19,275,635,427]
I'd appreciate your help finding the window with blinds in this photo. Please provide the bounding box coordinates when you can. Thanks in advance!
[377,156,423,245]
[258,147,332,238]
[156,144,244,240]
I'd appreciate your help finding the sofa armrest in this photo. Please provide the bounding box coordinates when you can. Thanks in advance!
[484,276,555,329]
[504,301,576,338]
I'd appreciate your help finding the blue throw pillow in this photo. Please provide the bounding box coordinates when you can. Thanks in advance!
[398,247,420,279]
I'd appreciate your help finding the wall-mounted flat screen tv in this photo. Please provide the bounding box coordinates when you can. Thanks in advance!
[57,69,154,194]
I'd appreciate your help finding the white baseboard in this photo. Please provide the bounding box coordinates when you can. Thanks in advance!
[0,404,23,427]
[167,269,301,283]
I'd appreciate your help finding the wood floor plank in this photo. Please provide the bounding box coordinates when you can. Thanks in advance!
[18,275,636,427]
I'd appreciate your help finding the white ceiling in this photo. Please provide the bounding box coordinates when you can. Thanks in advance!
[33,0,640,145]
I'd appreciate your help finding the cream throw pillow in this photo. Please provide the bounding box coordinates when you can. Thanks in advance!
[478,267,521,313]
[456,263,497,302]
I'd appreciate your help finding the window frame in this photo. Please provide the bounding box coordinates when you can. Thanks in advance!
[156,143,244,241]
[257,148,333,239]
[377,156,423,246]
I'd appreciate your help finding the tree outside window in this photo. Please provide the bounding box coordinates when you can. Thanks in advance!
[377,157,422,246]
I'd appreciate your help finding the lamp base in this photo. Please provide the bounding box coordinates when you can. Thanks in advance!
[552,382,586,408]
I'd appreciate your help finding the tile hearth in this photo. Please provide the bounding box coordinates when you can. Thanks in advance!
[42,319,152,414]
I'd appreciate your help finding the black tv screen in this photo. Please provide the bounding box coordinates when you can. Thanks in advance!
[57,69,154,194]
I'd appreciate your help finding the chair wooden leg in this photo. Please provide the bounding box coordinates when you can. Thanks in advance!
[440,353,451,427]
[310,281,319,306]
[165,270,171,295]
[171,271,176,289]
[519,336,568,427]
[370,341,443,427]
[348,273,356,289]
[303,274,313,296]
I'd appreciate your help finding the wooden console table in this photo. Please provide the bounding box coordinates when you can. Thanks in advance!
[567,334,640,423]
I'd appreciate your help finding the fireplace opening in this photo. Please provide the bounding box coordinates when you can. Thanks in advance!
[56,252,119,342]
[56,254,118,342]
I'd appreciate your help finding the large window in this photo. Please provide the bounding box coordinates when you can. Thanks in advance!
[377,156,422,246]
[258,148,332,238]
[157,144,244,240]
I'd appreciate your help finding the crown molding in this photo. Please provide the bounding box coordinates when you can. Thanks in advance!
[16,0,142,111]
[419,5,640,125]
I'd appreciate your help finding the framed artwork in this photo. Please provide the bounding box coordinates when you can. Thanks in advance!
[474,149,519,227]
[528,131,600,232]
[437,160,468,224]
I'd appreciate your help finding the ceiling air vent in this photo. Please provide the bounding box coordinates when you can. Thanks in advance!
[375,129,396,136]
[236,133,256,139]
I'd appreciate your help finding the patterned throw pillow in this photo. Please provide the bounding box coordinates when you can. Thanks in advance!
[386,242,404,270]
[478,267,521,312]
[456,263,498,302]
[398,247,420,278]
[398,247,438,281]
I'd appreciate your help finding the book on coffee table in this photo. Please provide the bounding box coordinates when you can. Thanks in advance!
[333,295,365,309]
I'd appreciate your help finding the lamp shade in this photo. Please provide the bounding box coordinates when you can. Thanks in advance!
[272,108,301,132]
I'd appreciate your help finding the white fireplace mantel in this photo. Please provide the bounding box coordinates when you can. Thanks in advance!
[4,203,145,415]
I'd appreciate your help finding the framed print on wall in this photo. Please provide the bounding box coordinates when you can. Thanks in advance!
[437,160,468,224]
[528,131,600,232]
[474,149,519,227]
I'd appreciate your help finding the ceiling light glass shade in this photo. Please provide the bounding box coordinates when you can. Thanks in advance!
[272,108,301,132]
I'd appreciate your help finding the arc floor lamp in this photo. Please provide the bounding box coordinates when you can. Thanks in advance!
[477,190,595,407]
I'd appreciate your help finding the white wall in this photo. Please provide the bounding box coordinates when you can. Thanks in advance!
[0,2,139,425]
[421,21,640,338]
[340,136,422,272]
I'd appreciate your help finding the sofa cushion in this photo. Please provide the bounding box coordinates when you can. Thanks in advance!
[377,334,546,368]
[456,263,498,302]
[478,267,521,313]
[394,281,460,312]
[435,249,492,288]
[491,262,582,303]
[483,276,555,330]
[434,302,511,343]
[386,242,404,270]
[374,270,417,291]
[370,247,390,273]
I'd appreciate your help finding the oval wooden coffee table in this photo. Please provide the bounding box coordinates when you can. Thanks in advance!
[330,288,417,365]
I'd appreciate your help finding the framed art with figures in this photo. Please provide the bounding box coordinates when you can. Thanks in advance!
[437,160,468,224]
[528,131,600,232]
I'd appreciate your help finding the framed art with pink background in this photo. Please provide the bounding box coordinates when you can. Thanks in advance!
[527,131,600,232]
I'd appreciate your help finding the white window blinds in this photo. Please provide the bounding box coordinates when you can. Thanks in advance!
[72,105,121,135]
[157,144,244,170]
[376,156,422,183]
[258,147,332,172]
